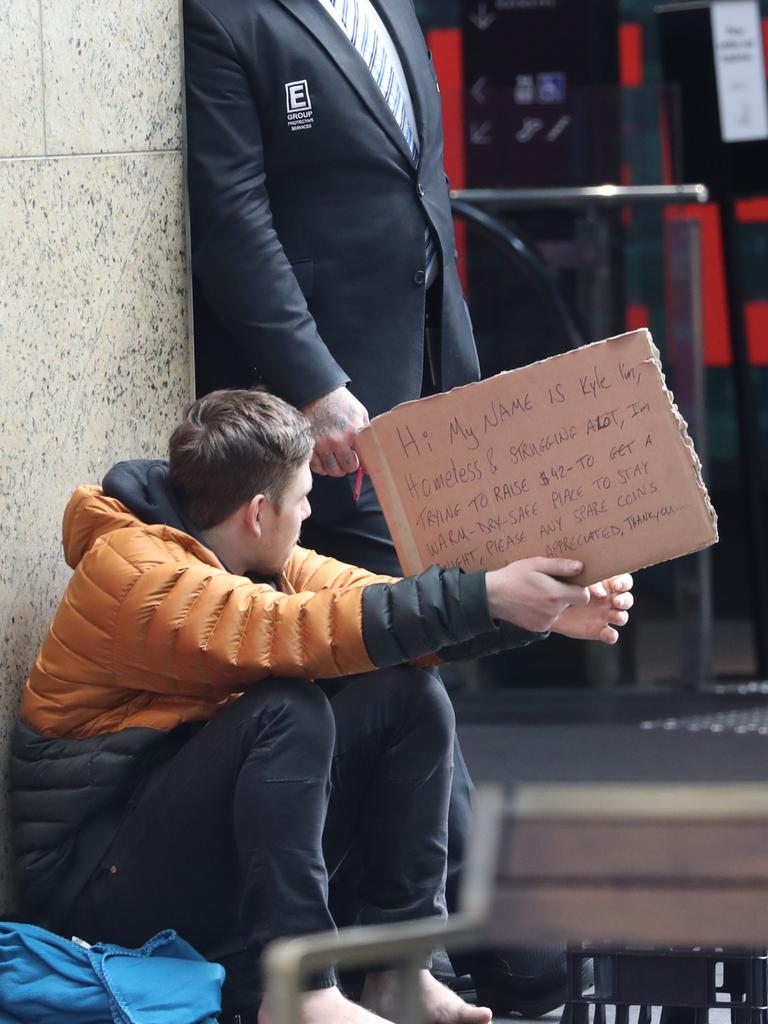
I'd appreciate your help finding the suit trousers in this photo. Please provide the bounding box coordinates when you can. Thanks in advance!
[63,669,454,1014]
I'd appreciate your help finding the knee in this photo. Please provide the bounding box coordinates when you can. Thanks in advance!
[387,667,456,750]
[416,670,456,749]
[235,678,336,760]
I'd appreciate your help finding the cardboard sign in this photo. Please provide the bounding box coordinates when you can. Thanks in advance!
[357,330,718,585]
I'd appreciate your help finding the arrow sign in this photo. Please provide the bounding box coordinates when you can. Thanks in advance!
[470,120,493,145]
[470,75,490,105]
[470,2,497,31]
[515,117,544,143]
[546,115,572,142]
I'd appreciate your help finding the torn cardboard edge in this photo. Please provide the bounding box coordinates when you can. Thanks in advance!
[358,329,718,585]
[644,331,718,546]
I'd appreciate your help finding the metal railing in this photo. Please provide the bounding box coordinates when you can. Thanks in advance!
[450,197,587,351]
[450,183,709,209]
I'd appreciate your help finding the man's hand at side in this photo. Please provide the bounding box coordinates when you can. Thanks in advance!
[485,557,590,634]
[551,573,633,645]
[301,386,369,477]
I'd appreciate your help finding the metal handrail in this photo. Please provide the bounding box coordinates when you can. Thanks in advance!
[450,183,709,209]
[450,198,587,351]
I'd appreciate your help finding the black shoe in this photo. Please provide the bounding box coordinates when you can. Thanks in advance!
[451,947,594,1019]
[431,947,474,998]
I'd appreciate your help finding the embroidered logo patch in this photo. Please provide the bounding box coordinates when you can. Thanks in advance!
[285,80,314,131]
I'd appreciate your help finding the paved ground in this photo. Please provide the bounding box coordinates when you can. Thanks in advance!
[511,1011,562,1024]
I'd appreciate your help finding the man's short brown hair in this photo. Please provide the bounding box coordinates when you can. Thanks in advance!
[169,389,314,530]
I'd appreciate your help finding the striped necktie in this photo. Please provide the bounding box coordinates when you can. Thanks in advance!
[328,0,436,275]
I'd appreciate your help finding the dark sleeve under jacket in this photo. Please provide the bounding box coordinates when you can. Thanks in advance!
[183,0,480,415]
[362,566,546,668]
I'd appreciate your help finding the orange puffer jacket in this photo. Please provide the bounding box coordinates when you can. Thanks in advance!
[21,485,385,741]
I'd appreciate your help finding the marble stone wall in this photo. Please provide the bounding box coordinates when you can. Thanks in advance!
[0,0,192,910]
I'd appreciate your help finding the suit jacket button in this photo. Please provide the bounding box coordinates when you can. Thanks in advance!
[413,270,426,285]
[417,184,425,197]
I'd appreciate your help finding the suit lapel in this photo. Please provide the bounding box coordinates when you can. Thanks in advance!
[274,0,416,169]
[371,0,431,160]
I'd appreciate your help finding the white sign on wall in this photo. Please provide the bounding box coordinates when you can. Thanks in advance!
[711,0,768,143]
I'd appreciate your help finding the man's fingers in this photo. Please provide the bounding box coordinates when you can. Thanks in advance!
[546,578,590,607]
[557,583,590,606]
[313,443,359,476]
[310,453,327,476]
[530,557,584,578]
[311,447,344,476]
[334,448,360,474]
[607,573,633,593]
[589,591,632,611]
[598,625,619,645]
[319,450,345,476]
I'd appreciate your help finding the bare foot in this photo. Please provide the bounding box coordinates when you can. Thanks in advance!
[259,985,396,1024]
[362,969,493,1024]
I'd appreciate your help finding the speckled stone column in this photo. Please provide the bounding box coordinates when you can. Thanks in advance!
[0,0,192,911]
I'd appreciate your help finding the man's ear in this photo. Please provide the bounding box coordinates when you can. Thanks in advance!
[245,494,267,538]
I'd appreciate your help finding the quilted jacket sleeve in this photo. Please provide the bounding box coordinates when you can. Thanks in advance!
[282,545,398,592]
[284,548,544,667]
[109,558,376,695]
[51,534,541,702]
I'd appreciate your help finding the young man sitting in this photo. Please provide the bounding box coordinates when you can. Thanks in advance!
[11,389,632,1024]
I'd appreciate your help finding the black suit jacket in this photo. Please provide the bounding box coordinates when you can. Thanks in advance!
[183,0,480,416]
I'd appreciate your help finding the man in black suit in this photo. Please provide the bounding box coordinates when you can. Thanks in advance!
[183,0,568,1014]
[183,0,482,570]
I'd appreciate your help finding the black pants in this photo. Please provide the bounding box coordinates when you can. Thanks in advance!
[302,475,474,921]
[64,668,455,1013]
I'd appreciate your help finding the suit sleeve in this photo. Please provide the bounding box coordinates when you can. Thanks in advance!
[183,0,349,407]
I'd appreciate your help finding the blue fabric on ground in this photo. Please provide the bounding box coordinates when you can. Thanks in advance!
[0,922,224,1024]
